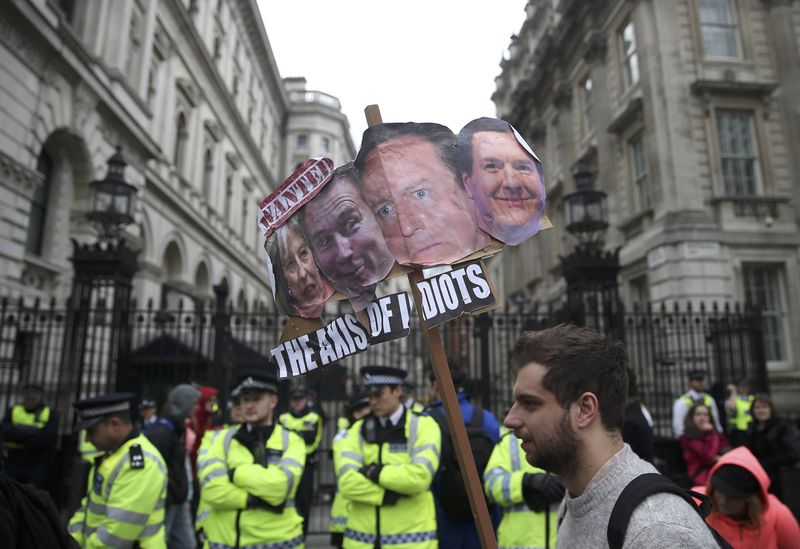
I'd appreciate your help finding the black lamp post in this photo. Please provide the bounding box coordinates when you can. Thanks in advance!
[59,147,141,416]
[559,163,623,338]
[87,146,138,242]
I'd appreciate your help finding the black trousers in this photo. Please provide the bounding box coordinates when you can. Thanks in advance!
[296,460,316,538]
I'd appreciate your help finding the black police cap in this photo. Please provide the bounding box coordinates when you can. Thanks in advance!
[360,365,407,387]
[687,369,707,381]
[346,391,371,415]
[73,393,134,428]
[234,370,278,395]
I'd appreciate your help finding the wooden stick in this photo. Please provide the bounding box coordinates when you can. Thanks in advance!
[364,105,498,549]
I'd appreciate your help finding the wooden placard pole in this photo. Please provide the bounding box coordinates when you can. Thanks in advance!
[364,104,498,549]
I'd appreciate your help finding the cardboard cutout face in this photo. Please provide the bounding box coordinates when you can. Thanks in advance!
[459,118,546,246]
[299,166,395,311]
[265,218,335,318]
[355,123,490,267]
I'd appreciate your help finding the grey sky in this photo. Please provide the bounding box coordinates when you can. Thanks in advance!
[258,0,528,149]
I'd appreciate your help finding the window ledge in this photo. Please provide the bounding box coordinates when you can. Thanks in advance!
[618,208,654,238]
[709,194,791,219]
[690,79,777,98]
[607,96,643,134]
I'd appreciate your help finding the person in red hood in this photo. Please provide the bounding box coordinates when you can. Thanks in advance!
[680,402,730,486]
[694,446,800,549]
[188,386,219,475]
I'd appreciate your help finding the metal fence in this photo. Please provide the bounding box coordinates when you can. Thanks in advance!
[0,294,768,532]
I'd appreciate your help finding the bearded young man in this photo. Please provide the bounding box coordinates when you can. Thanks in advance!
[504,324,719,548]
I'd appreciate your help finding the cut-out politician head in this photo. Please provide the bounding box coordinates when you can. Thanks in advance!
[298,163,395,312]
[354,122,490,267]
[458,118,546,246]
[265,217,334,319]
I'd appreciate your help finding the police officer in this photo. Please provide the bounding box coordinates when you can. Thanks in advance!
[200,371,305,548]
[279,387,323,537]
[337,366,441,549]
[68,393,167,548]
[330,392,371,548]
[139,398,159,427]
[672,369,723,437]
[483,432,563,548]
[725,378,754,447]
[1,383,57,489]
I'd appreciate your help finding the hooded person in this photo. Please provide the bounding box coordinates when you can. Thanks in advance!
[694,446,800,549]
[143,384,202,549]
[189,386,219,475]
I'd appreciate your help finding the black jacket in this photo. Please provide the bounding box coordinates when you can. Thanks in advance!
[1,405,57,462]
[144,418,189,505]
[747,417,800,488]
[622,399,655,463]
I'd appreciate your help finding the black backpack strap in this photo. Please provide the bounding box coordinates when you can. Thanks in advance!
[608,473,730,549]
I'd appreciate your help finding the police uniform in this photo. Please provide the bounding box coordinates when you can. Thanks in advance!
[67,393,168,548]
[728,393,754,446]
[337,366,441,549]
[279,388,323,537]
[672,370,723,437]
[1,383,58,488]
[330,393,371,548]
[200,372,306,549]
[484,433,559,549]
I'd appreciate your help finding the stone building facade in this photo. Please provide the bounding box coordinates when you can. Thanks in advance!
[493,0,800,391]
[0,0,354,311]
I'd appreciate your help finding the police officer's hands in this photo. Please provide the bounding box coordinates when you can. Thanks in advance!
[382,489,403,506]
[246,494,284,514]
[522,473,565,512]
[359,463,383,483]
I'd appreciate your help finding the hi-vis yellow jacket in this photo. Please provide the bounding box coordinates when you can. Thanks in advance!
[337,409,441,549]
[279,410,323,455]
[68,433,167,548]
[484,433,558,549]
[195,426,229,542]
[199,423,306,549]
[330,422,351,535]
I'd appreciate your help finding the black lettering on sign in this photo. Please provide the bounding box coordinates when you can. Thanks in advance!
[271,292,412,379]
[416,260,496,328]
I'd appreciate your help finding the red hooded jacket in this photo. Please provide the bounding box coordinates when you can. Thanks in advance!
[694,446,800,549]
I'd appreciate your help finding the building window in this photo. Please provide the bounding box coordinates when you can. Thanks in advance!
[213,36,222,61]
[549,117,560,171]
[716,110,759,196]
[699,0,740,58]
[580,76,594,136]
[26,150,53,255]
[173,112,188,173]
[743,264,788,362]
[224,176,233,221]
[297,134,308,149]
[628,133,649,211]
[202,148,213,198]
[619,21,639,89]
[322,137,331,153]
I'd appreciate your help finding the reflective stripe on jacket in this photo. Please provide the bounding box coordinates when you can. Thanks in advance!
[330,426,351,534]
[338,409,441,549]
[201,423,305,548]
[68,433,167,549]
[6,404,50,449]
[279,410,323,455]
[484,433,558,549]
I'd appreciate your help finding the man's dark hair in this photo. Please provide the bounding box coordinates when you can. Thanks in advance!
[511,324,628,431]
[427,363,468,393]
[297,162,360,236]
[353,122,461,185]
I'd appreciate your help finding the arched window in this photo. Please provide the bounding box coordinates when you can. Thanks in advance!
[224,175,232,221]
[173,112,188,173]
[202,148,213,198]
[26,150,53,255]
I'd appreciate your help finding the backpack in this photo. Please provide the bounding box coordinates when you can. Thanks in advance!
[429,404,496,520]
[606,473,734,549]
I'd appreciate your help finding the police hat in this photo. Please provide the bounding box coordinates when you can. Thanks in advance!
[230,385,242,404]
[22,383,44,393]
[234,371,278,395]
[139,398,157,409]
[289,387,308,400]
[687,369,706,381]
[346,392,371,415]
[360,366,407,388]
[73,393,134,429]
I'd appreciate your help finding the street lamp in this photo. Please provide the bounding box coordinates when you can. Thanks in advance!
[87,146,137,241]
[564,162,608,246]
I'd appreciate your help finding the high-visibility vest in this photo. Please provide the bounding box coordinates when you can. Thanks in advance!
[681,393,717,424]
[78,430,102,463]
[67,433,167,548]
[406,400,426,414]
[337,409,441,549]
[484,433,559,549]
[200,424,305,548]
[279,410,323,455]
[330,425,350,535]
[729,395,755,431]
[6,404,50,450]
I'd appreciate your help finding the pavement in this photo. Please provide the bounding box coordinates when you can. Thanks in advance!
[305,533,334,548]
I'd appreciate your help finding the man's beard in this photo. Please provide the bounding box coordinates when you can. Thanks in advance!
[525,410,582,478]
